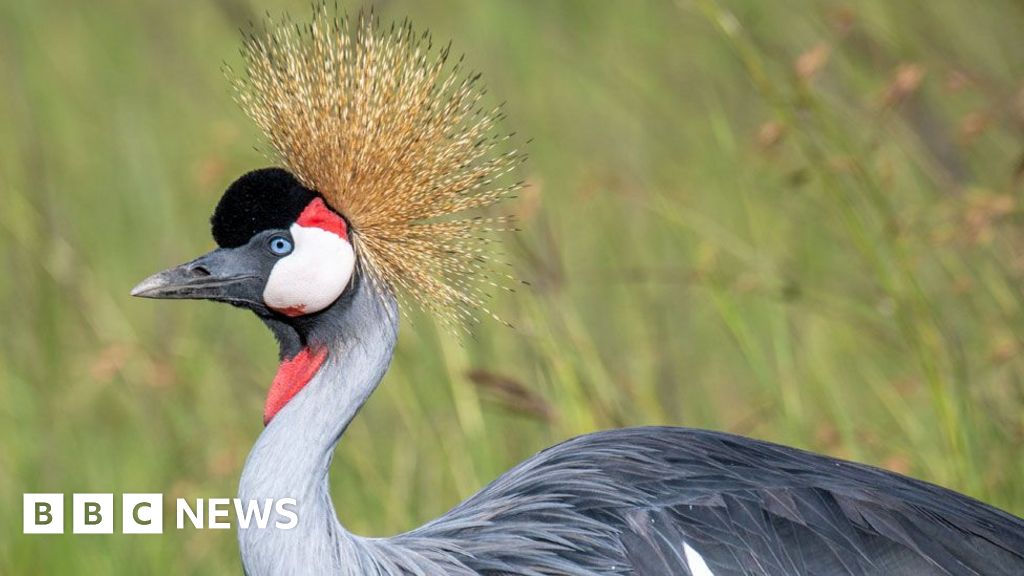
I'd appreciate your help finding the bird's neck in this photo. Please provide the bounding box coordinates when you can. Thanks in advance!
[237,275,398,575]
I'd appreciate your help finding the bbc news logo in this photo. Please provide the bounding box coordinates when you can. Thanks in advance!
[23,493,297,534]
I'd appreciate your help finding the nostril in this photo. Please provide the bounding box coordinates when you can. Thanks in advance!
[190,265,211,277]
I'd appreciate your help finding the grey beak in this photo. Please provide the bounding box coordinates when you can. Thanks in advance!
[131,249,262,306]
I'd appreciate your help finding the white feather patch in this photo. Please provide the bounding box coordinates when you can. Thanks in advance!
[683,541,714,576]
[263,223,355,315]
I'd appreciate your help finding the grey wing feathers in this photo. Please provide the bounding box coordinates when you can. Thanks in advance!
[389,427,1024,576]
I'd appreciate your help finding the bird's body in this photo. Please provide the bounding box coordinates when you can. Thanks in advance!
[394,426,1024,575]
[131,8,1024,576]
[232,275,1024,576]
[411,426,1024,576]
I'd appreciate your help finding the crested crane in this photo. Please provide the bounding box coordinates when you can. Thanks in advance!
[132,8,1024,576]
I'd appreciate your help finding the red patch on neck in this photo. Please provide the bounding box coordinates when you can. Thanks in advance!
[264,347,328,425]
[296,198,348,239]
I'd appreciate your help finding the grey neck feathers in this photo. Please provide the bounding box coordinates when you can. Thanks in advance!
[238,273,399,576]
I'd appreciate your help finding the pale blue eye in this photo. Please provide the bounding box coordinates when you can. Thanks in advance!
[268,235,293,256]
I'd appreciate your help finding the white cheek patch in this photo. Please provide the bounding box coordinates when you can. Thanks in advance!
[263,224,355,316]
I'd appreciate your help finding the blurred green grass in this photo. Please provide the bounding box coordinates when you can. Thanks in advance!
[2,0,1024,572]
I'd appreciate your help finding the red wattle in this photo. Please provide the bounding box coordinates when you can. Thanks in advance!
[264,347,328,425]
[295,198,348,239]
[277,304,307,317]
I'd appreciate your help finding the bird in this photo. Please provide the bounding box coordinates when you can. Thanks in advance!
[131,7,1024,576]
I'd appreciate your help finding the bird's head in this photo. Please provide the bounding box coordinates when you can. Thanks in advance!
[131,168,356,322]
[130,8,522,424]
[129,9,522,335]
[131,9,523,425]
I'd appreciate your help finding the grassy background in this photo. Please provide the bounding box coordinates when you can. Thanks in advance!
[2,0,1024,572]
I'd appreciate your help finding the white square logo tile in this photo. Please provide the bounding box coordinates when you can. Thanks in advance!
[122,493,163,534]
[23,494,64,534]
[73,493,114,534]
